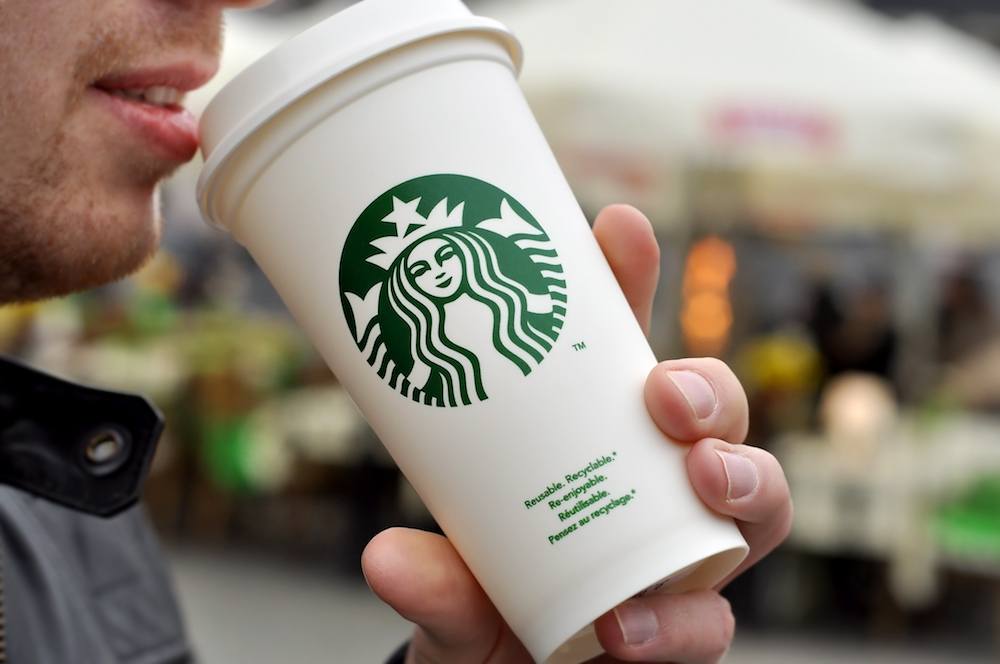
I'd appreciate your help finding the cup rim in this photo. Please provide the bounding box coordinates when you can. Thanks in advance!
[197,15,522,232]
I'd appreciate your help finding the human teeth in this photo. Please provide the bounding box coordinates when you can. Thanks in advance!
[142,86,182,106]
[107,86,183,107]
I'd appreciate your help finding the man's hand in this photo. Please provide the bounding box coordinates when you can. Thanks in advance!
[362,205,793,664]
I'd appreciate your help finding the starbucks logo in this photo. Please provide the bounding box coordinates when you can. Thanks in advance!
[340,174,567,407]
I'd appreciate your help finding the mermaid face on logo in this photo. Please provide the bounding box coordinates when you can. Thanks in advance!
[406,236,463,301]
[341,175,569,408]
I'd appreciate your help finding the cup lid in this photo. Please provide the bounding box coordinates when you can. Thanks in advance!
[197,0,521,229]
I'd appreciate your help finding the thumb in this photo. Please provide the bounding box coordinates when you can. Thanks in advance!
[362,528,530,663]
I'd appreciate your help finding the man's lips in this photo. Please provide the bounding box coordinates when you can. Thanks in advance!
[90,63,216,162]
[88,89,199,162]
[94,62,216,94]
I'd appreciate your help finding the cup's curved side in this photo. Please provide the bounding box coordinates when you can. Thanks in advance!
[210,42,746,664]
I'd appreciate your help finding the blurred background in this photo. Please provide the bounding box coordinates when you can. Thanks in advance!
[5,0,1000,661]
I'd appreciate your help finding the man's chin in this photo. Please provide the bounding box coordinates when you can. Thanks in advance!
[0,212,162,305]
[2,256,158,306]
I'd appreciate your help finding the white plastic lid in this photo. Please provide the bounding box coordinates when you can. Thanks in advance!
[198,0,521,226]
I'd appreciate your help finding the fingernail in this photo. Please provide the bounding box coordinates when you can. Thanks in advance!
[717,451,759,501]
[614,600,659,646]
[667,370,717,420]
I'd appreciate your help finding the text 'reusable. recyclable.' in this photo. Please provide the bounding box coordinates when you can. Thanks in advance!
[523,452,638,545]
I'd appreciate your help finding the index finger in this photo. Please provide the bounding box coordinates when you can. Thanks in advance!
[592,205,660,336]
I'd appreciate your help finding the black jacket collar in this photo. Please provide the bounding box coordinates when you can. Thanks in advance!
[0,356,163,517]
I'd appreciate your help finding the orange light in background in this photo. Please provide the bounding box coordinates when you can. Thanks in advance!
[681,236,736,357]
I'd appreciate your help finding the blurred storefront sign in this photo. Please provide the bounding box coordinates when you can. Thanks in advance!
[710,105,838,153]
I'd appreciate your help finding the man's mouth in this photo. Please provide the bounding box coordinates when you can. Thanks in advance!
[99,86,186,108]
[89,63,216,163]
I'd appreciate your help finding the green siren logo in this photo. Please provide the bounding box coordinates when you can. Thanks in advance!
[340,174,567,407]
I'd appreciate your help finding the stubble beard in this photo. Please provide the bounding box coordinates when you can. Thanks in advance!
[0,12,218,305]
[0,124,164,304]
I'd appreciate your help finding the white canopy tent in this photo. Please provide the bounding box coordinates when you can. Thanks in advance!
[487,0,1000,236]
[888,16,1000,238]
[891,15,1000,133]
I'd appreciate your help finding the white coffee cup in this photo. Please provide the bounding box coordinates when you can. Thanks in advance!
[197,1,747,661]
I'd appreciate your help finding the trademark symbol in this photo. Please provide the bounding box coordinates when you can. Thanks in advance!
[573,341,588,351]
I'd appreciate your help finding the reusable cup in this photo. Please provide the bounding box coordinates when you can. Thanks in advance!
[197,1,748,661]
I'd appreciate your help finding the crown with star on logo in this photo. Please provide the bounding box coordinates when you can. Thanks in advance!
[366,196,465,270]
